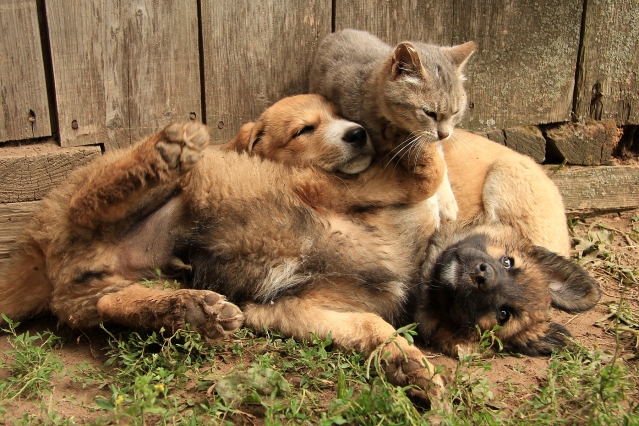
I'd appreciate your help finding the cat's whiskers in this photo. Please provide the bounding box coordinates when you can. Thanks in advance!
[448,132,473,162]
[405,133,425,167]
[401,132,429,167]
[383,133,421,170]
[411,131,437,172]
[379,130,420,163]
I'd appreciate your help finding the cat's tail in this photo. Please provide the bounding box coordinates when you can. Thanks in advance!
[0,239,52,326]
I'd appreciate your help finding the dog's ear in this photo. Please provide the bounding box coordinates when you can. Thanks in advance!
[224,122,258,153]
[529,246,601,313]
[391,42,422,79]
[515,323,571,356]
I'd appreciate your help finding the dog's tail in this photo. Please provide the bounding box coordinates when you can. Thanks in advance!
[0,239,52,326]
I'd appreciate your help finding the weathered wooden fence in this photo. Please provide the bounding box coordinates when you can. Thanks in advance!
[1,0,638,267]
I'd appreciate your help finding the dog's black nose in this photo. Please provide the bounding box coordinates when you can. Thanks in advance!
[343,127,367,149]
[469,262,497,290]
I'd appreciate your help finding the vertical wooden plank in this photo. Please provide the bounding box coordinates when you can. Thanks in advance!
[335,0,454,45]
[123,1,202,146]
[575,0,639,125]
[201,0,332,142]
[46,0,201,149]
[0,0,51,142]
[46,1,113,147]
[453,0,582,130]
[335,0,582,131]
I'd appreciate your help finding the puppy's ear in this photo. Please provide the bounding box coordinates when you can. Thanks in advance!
[391,42,422,79]
[514,323,571,356]
[529,246,602,313]
[224,122,258,153]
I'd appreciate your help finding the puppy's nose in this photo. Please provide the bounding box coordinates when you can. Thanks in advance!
[343,127,367,149]
[437,131,449,140]
[469,262,497,290]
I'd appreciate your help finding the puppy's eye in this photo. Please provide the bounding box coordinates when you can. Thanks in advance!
[294,126,315,138]
[422,108,437,119]
[497,308,511,325]
[500,256,514,269]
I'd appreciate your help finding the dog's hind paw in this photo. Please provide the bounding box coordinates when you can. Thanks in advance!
[155,121,210,171]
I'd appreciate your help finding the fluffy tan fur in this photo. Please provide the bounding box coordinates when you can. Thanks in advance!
[0,95,599,407]
[442,130,570,255]
[0,95,447,405]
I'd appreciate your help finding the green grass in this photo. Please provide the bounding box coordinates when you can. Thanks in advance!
[2,316,637,425]
[0,314,63,401]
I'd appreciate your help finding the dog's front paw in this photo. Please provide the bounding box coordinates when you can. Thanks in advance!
[155,121,210,171]
[437,176,458,222]
[383,343,452,411]
[181,290,244,340]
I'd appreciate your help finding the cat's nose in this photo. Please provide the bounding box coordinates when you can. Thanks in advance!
[437,131,449,140]
[343,127,367,149]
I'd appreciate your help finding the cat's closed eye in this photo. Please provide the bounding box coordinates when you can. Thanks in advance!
[422,108,437,120]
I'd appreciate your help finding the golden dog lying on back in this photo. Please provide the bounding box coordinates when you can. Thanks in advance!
[0,95,599,405]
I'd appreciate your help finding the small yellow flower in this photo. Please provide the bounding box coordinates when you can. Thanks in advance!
[154,383,165,392]
[115,395,124,406]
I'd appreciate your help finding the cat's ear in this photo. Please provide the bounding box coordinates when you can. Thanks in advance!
[443,41,476,72]
[391,42,422,79]
[224,122,258,154]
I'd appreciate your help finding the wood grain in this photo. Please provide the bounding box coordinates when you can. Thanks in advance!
[0,0,52,142]
[503,126,546,163]
[45,0,201,149]
[201,0,332,142]
[335,0,453,45]
[0,143,101,202]
[0,201,39,262]
[574,0,639,125]
[544,120,620,166]
[547,165,639,216]
[335,0,582,131]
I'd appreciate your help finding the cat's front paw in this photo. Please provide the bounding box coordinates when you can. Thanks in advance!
[155,121,210,172]
[437,176,458,222]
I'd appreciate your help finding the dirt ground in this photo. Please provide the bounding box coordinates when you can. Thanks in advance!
[1,209,638,423]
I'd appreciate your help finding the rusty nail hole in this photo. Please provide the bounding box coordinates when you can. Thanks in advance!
[468,102,475,109]
[72,120,79,130]
[189,112,197,120]
[217,121,225,129]
[28,109,36,123]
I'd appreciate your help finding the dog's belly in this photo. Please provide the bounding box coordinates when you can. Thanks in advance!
[117,196,187,278]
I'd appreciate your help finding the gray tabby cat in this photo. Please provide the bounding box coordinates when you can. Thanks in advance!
[309,29,476,223]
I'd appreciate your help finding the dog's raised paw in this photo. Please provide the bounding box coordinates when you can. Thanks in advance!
[156,121,210,171]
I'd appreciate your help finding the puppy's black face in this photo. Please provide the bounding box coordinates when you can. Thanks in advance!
[415,225,601,357]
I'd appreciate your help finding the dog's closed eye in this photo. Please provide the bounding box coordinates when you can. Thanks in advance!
[294,125,315,138]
